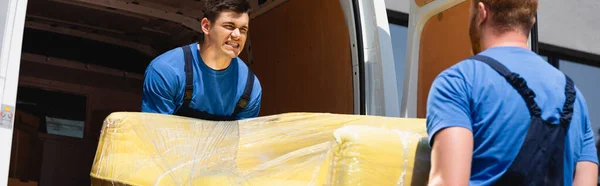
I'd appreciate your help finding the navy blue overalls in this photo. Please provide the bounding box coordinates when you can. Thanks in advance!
[470,55,576,186]
[173,45,255,121]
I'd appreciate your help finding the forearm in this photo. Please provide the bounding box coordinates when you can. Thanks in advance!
[573,161,598,186]
[428,127,473,186]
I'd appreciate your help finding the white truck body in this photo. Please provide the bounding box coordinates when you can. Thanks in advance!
[0,0,402,184]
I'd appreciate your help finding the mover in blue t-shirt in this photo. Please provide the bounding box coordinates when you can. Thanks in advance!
[426,1,598,185]
[141,0,262,121]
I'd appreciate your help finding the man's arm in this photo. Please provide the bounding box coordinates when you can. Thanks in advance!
[429,127,473,186]
[141,66,178,114]
[574,100,599,186]
[426,65,474,186]
[573,162,597,186]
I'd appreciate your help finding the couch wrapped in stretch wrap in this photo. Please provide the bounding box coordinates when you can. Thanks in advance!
[90,112,431,186]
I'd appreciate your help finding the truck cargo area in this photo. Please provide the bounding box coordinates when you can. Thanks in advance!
[9,0,355,185]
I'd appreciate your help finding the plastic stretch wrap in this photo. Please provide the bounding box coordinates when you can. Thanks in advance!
[90,112,431,186]
[329,125,431,186]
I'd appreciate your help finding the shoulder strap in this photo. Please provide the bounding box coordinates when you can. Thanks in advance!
[182,45,194,100]
[559,75,576,126]
[173,44,196,115]
[232,67,255,116]
[469,55,542,117]
[176,45,250,121]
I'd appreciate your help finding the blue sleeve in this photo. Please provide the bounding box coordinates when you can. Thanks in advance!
[235,78,262,120]
[426,65,473,147]
[141,65,180,114]
[577,94,599,164]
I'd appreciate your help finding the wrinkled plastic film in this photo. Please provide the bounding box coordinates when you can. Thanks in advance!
[90,112,431,186]
[90,113,240,186]
[132,117,240,186]
[327,125,429,186]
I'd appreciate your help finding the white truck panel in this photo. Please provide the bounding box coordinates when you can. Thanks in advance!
[400,0,467,118]
[0,0,28,184]
[358,0,401,117]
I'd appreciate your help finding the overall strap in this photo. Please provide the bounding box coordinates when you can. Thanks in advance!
[182,45,194,101]
[179,44,254,119]
[232,67,255,116]
[175,45,236,121]
[469,55,542,117]
[559,75,576,126]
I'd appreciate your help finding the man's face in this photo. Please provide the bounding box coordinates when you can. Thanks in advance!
[469,2,483,55]
[203,10,249,58]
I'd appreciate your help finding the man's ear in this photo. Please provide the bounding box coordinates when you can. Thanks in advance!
[477,2,488,26]
[201,18,211,35]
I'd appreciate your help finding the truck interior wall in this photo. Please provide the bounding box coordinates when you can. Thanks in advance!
[416,1,472,118]
[13,54,142,185]
[11,0,354,183]
[240,0,354,115]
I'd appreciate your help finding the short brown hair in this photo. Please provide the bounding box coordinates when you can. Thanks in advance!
[474,0,538,34]
[203,0,251,23]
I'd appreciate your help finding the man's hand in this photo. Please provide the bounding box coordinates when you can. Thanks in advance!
[428,127,473,186]
[573,161,598,186]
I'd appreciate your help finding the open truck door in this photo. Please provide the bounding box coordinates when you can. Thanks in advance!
[399,0,536,118]
[339,0,401,117]
[0,0,28,185]
[400,0,474,118]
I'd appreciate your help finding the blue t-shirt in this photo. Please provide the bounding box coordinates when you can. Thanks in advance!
[426,46,598,185]
[141,43,262,119]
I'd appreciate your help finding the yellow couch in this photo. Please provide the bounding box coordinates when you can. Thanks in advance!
[90,112,431,186]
